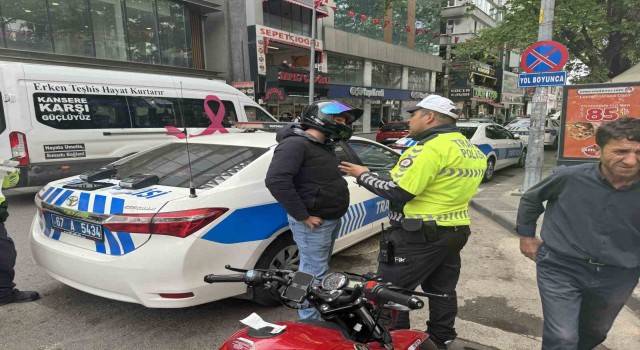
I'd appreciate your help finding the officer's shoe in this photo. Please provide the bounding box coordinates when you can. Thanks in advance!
[0,289,40,306]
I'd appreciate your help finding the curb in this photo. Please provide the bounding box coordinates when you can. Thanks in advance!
[470,199,517,234]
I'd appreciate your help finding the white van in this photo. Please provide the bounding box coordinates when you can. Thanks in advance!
[0,62,275,187]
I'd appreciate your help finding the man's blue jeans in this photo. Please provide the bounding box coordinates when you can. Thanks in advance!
[536,244,640,350]
[287,214,341,320]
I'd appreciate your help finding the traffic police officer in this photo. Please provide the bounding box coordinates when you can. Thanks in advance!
[339,95,486,349]
[1,164,40,306]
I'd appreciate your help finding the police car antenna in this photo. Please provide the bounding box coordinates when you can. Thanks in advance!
[178,81,197,198]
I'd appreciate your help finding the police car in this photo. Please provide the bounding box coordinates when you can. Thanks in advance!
[505,117,560,150]
[391,122,526,182]
[30,131,400,308]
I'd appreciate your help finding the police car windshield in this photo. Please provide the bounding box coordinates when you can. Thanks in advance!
[112,143,267,189]
[458,127,477,140]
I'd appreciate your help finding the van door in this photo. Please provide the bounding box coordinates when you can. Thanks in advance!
[0,69,9,161]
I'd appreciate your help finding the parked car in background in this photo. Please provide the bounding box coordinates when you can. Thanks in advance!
[30,131,400,308]
[376,121,409,145]
[391,122,526,182]
[505,117,560,149]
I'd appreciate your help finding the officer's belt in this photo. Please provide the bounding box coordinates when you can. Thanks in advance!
[404,209,469,222]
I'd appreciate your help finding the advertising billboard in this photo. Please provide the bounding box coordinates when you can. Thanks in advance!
[559,82,640,163]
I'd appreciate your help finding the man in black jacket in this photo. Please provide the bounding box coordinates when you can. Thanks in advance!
[265,100,362,320]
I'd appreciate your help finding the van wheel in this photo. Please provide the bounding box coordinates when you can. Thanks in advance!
[251,233,299,306]
[482,157,496,183]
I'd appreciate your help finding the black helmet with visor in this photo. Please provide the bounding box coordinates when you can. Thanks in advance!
[301,100,363,141]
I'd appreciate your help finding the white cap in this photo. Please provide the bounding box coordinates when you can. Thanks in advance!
[403,95,459,118]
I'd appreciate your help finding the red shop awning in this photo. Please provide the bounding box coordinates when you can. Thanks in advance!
[488,102,506,108]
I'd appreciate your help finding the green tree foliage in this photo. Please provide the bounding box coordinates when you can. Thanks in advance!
[453,0,640,83]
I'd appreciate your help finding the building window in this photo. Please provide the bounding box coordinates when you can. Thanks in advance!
[408,68,431,91]
[372,62,402,89]
[49,0,94,57]
[1,0,53,52]
[0,0,197,68]
[90,0,128,61]
[262,0,312,36]
[447,0,456,7]
[126,0,160,64]
[157,0,192,67]
[327,54,363,85]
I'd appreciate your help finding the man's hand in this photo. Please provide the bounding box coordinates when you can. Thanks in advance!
[303,216,323,229]
[519,236,543,261]
[338,162,370,178]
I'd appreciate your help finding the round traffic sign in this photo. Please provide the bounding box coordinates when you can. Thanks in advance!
[520,41,569,73]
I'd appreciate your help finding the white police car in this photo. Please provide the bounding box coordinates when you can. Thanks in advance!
[391,122,526,182]
[505,117,560,150]
[30,131,400,308]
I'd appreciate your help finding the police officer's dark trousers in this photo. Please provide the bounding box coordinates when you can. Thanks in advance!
[536,244,640,350]
[378,224,470,343]
[0,222,17,298]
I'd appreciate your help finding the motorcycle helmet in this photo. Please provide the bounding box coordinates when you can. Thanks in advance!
[301,100,363,141]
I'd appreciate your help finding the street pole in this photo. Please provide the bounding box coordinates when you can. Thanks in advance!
[444,25,453,98]
[523,0,554,191]
[308,5,317,105]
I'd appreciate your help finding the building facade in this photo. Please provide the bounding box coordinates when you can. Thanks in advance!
[230,0,442,133]
[440,0,524,121]
[0,0,226,78]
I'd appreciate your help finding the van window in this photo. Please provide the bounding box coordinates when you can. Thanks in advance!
[244,106,273,122]
[0,97,6,134]
[34,93,130,129]
[128,97,178,128]
[178,98,238,128]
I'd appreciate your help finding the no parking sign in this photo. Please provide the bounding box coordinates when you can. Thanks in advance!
[518,41,568,87]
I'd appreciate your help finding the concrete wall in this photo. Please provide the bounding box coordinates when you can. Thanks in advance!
[203,2,230,81]
[323,27,442,72]
[227,0,251,82]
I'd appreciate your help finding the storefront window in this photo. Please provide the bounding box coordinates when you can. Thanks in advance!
[408,68,431,91]
[0,0,53,52]
[49,0,94,57]
[1,0,196,68]
[372,62,401,89]
[90,0,128,61]
[126,0,160,64]
[263,0,312,36]
[327,54,363,85]
[157,0,192,67]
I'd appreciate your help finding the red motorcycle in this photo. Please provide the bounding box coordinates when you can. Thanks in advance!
[205,266,445,350]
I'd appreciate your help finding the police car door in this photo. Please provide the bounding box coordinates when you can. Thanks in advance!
[332,140,397,251]
[485,125,516,169]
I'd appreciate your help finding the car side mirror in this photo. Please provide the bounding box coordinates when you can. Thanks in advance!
[513,135,520,140]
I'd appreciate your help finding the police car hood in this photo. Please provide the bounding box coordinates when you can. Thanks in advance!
[35,176,190,256]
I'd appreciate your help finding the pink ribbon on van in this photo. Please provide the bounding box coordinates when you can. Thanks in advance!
[165,94,229,138]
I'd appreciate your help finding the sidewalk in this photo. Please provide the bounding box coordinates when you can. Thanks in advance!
[467,158,640,350]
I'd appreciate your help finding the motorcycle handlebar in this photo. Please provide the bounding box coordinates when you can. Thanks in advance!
[363,281,424,310]
[203,273,246,283]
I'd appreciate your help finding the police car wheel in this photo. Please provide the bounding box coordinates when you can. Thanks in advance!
[251,233,299,306]
[482,157,495,183]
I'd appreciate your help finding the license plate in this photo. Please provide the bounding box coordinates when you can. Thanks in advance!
[50,213,103,241]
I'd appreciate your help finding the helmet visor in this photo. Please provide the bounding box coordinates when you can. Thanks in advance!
[319,101,362,124]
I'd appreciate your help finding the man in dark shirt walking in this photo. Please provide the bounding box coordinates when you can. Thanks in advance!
[265,100,362,320]
[516,117,640,350]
